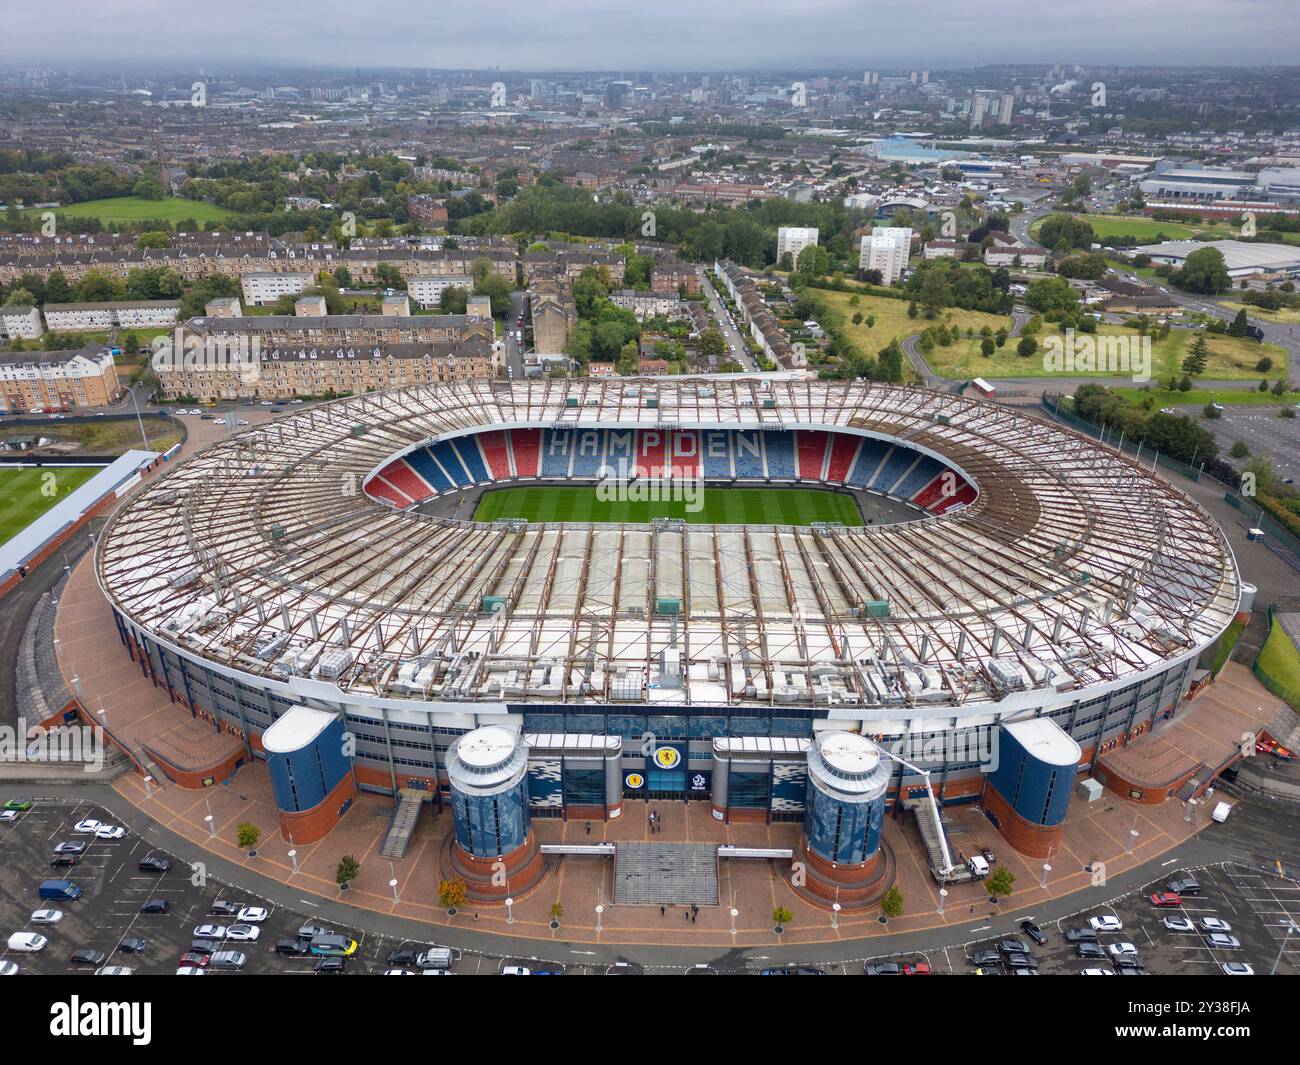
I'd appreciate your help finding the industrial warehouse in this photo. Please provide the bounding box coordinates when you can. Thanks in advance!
[85,376,1247,908]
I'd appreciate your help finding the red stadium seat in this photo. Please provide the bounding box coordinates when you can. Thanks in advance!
[796,430,831,481]
[826,434,859,482]
[511,428,541,478]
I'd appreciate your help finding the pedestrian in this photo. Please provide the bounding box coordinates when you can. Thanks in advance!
[585,820,591,835]
[660,905,665,917]
[685,909,690,920]
[692,912,697,924]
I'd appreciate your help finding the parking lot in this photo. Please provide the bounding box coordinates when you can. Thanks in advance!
[1199,405,1300,484]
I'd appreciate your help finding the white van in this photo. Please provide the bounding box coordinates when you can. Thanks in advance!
[967,855,990,878]
[7,932,48,952]
[1211,801,1231,823]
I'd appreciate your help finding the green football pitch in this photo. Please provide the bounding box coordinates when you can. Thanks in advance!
[473,485,864,526]
[0,467,100,547]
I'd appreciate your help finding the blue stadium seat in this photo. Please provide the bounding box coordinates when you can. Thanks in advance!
[763,432,796,479]
[845,439,889,488]
[569,430,605,478]
[540,430,573,478]
[871,446,918,493]
[405,447,455,494]
[430,440,473,487]
[733,431,764,479]
[700,430,733,479]
[451,436,490,483]
[891,455,944,500]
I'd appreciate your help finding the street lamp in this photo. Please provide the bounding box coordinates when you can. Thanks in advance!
[937,888,948,916]
[204,814,215,839]
[288,848,298,873]
[1270,920,1299,976]
[729,907,739,936]
[1127,829,1139,855]
[505,896,514,925]
[143,775,153,799]
[595,904,604,934]
[1041,863,1051,890]
[831,902,841,930]
[389,878,399,904]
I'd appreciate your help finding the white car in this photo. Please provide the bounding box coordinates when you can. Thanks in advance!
[224,924,260,942]
[0,960,18,976]
[1080,968,1113,975]
[384,969,417,975]
[193,924,227,939]
[73,818,103,833]
[1108,942,1139,958]
[1199,917,1232,934]
[1089,915,1123,932]
[0,811,17,823]
[1222,962,1254,975]
[175,966,206,976]
[236,906,269,923]
[502,966,531,975]
[30,909,63,924]
[6,932,47,952]
[94,966,133,976]
[94,825,126,839]
[1163,915,1194,932]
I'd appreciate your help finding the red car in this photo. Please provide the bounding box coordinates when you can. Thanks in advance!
[178,952,210,968]
[1150,892,1182,907]
[901,961,932,975]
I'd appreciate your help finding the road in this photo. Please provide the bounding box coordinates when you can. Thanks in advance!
[698,270,757,371]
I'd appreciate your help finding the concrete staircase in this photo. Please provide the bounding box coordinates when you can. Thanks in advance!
[613,842,718,906]
[379,789,432,859]
[906,797,970,884]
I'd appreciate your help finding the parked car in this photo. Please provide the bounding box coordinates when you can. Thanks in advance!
[901,961,932,975]
[138,854,171,874]
[1168,878,1201,896]
[177,953,209,968]
[1108,942,1139,958]
[187,939,222,956]
[1004,952,1036,970]
[236,906,269,923]
[139,898,169,914]
[0,811,18,824]
[0,961,18,976]
[1089,915,1123,932]
[53,842,86,855]
[69,949,108,967]
[208,950,247,970]
[224,924,260,942]
[1163,915,1195,932]
[1150,892,1183,907]
[117,937,147,954]
[1198,917,1232,934]
[759,966,824,975]
[387,948,420,967]
[6,932,48,952]
[314,956,345,973]
[208,900,241,917]
[864,962,901,975]
[1080,968,1113,976]
[969,950,1000,967]
[1065,927,1099,943]
[175,966,206,976]
[998,937,1030,954]
[1205,933,1241,949]
[1020,920,1047,946]
[3,799,33,811]
[1222,962,1254,975]
[298,923,333,940]
[384,969,417,976]
[193,924,227,940]
[1077,942,1106,959]
[30,909,63,924]
[93,825,125,839]
[50,854,81,868]
[72,818,102,833]
[275,938,314,957]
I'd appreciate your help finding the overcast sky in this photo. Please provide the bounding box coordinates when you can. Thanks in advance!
[15,0,1300,70]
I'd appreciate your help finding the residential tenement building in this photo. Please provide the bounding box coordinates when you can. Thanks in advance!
[0,345,122,412]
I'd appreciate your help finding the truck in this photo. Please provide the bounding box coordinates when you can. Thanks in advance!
[39,879,82,901]
[967,855,990,879]
[1211,801,1231,823]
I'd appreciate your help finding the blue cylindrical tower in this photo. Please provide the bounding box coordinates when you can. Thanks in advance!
[446,725,532,859]
[802,731,890,865]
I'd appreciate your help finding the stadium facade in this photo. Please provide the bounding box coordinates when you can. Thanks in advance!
[94,377,1241,885]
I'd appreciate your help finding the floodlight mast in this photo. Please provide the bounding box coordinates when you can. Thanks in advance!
[877,747,954,878]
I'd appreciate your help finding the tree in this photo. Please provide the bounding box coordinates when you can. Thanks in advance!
[980,337,995,357]
[1182,333,1209,377]
[439,285,469,315]
[132,176,166,200]
[1178,247,1230,295]
[877,339,904,382]
[698,329,725,361]
[2,287,35,308]
[336,855,360,886]
[1017,336,1037,358]
[986,866,1016,897]
[880,886,904,918]
[1227,308,1250,338]
[772,906,794,929]
[1229,441,1250,459]
[548,901,564,924]
[235,823,260,850]
[917,270,952,318]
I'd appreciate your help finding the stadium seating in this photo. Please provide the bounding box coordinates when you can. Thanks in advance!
[845,439,889,488]
[825,434,860,483]
[796,431,831,481]
[476,430,513,479]
[364,427,972,513]
[871,447,917,493]
[451,436,490,484]
[511,429,541,478]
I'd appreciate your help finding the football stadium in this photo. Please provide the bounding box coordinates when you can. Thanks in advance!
[92,376,1244,903]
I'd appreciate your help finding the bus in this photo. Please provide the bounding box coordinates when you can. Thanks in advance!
[971,377,996,399]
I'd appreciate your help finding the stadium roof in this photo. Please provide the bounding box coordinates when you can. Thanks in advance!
[95,379,1239,718]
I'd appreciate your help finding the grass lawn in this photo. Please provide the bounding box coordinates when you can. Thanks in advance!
[1214,297,1300,325]
[818,289,1011,357]
[1256,616,1300,711]
[40,417,181,455]
[1032,213,1230,243]
[0,466,100,547]
[1109,386,1293,406]
[474,485,864,526]
[927,323,1286,381]
[25,196,236,227]
[1207,617,1247,676]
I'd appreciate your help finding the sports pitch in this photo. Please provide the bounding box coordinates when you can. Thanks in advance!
[473,485,865,526]
[0,467,99,548]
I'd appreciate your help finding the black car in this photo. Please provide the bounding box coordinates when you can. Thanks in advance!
[998,937,1030,955]
[864,962,901,975]
[387,948,420,967]
[50,854,81,868]
[209,900,242,917]
[1077,942,1106,959]
[1004,952,1036,970]
[1011,967,1040,976]
[117,937,147,954]
[139,898,169,914]
[1065,927,1099,943]
[275,938,314,957]
[1116,967,1150,976]
[69,948,107,967]
[314,956,345,973]
[969,949,1000,967]
[188,938,222,956]
[1113,957,1145,971]
[1020,920,1047,946]
[1168,878,1201,897]
[139,854,172,874]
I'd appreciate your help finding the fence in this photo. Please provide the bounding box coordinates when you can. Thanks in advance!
[1041,393,1300,566]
